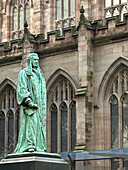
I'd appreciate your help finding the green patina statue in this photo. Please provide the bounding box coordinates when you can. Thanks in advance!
[14,53,47,153]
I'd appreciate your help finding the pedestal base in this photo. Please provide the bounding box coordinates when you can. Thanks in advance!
[0,152,70,170]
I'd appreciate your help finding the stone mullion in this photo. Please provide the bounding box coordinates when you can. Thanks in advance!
[57,108,61,153]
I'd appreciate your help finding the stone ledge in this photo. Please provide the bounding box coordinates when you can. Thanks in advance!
[0,152,70,170]
[75,86,87,96]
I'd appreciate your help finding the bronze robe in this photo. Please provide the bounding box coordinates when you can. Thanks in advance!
[14,67,47,153]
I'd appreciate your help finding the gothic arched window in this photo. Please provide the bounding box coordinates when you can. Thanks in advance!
[56,0,75,30]
[49,78,76,153]
[0,84,19,157]
[109,68,128,169]
[12,0,30,39]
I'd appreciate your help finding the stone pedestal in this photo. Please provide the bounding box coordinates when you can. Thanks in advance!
[0,152,70,170]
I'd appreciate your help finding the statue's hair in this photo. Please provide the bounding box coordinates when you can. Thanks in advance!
[27,53,39,64]
[27,53,42,76]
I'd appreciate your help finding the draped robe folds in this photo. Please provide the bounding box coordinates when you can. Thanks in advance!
[14,67,47,153]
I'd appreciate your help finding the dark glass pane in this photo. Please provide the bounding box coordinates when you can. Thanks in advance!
[111,160,119,170]
[122,96,128,148]
[8,90,10,109]
[51,105,57,153]
[122,79,125,93]
[71,102,76,151]
[8,112,14,154]
[12,97,15,108]
[4,95,6,109]
[16,112,20,142]
[115,79,118,94]
[12,90,15,108]
[61,103,68,152]
[123,160,128,170]
[71,87,74,100]
[65,87,68,100]
[110,96,119,148]
[8,97,10,109]
[0,112,5,157]
[61,89,63,101]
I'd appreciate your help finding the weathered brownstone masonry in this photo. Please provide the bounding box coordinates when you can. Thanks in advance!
[1,0,128,169]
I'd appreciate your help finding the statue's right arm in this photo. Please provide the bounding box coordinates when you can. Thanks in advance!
[17,70,38,109]
[17,70,31,106]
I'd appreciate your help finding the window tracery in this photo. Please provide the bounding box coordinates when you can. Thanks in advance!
[105,0,127,21]
[56,0,75,32]
[0,85,19,157]
[49,78,76,153]
[12,0,30,39]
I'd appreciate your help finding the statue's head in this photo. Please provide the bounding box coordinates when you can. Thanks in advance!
[27,53,39,69]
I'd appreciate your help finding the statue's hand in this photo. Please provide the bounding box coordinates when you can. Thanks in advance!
[28,102,38,109]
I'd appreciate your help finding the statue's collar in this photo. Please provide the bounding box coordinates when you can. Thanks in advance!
[25,67,40,76]
[24,67,32,76]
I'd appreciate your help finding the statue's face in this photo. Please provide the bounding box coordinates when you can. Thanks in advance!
[32,55,39,68]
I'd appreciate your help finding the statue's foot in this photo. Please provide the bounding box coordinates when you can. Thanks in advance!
[28,148,35,152]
